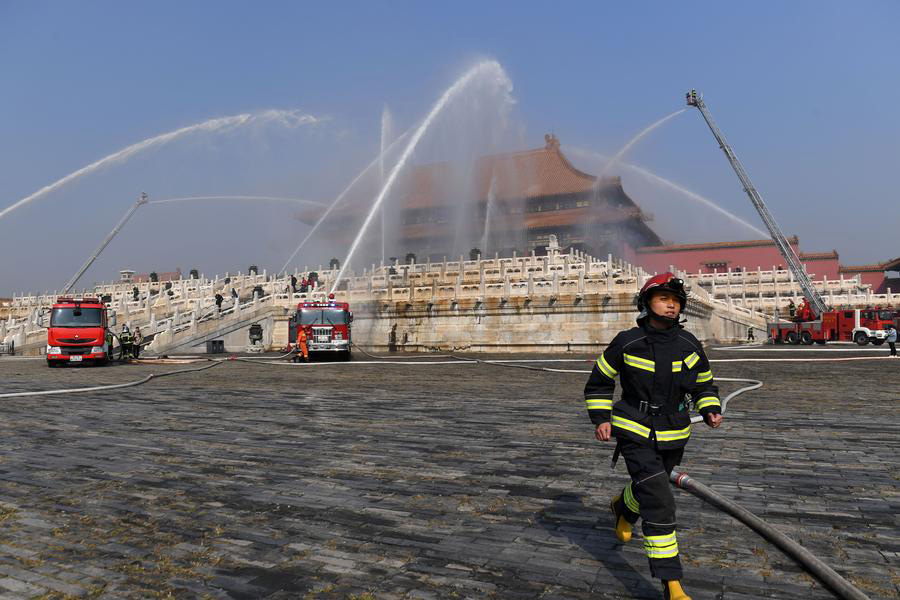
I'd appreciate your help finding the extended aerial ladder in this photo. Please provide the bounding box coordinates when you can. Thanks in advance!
[685,90,828,318]
[63,192,149,293]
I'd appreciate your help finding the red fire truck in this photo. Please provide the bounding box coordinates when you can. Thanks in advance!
[768,306,894,346]
[293,299,352,360]
[46,297,111,366]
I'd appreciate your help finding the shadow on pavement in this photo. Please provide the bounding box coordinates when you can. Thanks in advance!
[535,492,659,599]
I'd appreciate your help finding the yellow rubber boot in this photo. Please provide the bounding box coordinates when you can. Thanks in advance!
[609,496,632,543]
[663,580,691,600]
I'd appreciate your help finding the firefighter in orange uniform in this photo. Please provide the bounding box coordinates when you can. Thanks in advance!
[296,327,309,363]
[584,273,723,600]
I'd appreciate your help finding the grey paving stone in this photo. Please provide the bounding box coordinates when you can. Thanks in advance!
[0,353,895,599]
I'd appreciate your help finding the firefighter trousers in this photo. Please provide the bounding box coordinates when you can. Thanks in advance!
[612,439,684,580]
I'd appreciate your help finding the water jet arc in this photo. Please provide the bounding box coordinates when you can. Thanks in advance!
[149,195,325,207]
[331,61,512,293]
[570,147,766,238]
[279,131,410,274]
[597,109,686,179]
[0,110,319,223]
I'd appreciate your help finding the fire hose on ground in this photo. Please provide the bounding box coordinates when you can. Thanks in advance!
[669,471,870,600]
[0,359,223,398]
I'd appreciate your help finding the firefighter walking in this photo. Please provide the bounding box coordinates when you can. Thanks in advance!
[584,273,723,600]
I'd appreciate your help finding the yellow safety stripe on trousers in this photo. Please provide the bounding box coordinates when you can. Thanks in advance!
[597,354,618,378]
[671,361,682,373]
[654,424,692,442]
[623,481,640,513]
[611,415,651,438]
[684,352,700,369]
[623,353,655,373]
[696,369,713,383]
[585,397,613,411]
[644,532,679,559]
[696,396,721,410]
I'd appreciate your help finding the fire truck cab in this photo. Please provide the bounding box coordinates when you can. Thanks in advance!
[46,298,111,367]
[843,307,893,345]
[294,299,352,360]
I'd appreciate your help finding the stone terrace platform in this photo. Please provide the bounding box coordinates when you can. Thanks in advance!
[0,348,896,599]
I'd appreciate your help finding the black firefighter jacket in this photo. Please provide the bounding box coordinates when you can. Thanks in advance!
[584,323,720,450]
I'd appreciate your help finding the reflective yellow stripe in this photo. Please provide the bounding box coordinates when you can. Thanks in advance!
[684,352,700,369]
[586,398,613,410]
[611,415,651,438]
[597,354,618,378]
[696,370,713,383]
[671,361,682,373]
[644,532,679,558]
[696,397,721,410]
[623,353,655,373]
[655,425,692,441]
[623,482,640,513]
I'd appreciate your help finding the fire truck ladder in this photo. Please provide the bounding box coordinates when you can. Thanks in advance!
[63,192,149,294]
[685,91,828,317]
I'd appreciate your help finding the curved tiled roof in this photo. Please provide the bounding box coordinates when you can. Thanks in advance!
[840,257,900,273]
[637,236,799,254]
[798,250,839,261]
[399,206,645,240]
[403,134,624,210]
[295,135,659,249]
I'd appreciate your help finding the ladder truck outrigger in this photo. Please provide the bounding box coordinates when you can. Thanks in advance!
[685,90,892,345]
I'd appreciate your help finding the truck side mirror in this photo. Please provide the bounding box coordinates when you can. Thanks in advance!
[349,312,353,323]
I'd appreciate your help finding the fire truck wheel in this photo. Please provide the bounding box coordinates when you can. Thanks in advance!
[853,332,869,346]
[341,350,352,362]
[47,360,58,368]
[800,331,814,345]
[785,331,799,345]
[815,339,827,345]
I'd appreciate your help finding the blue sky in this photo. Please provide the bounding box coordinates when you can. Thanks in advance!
[1,1,898,294]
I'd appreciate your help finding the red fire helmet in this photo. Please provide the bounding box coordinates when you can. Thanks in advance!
[637,272,687,312]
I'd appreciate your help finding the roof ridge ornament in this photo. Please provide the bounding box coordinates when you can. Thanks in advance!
[544,133,560,150]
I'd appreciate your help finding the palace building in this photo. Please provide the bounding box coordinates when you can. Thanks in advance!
[395,134,661,262]
[297,134,896,294]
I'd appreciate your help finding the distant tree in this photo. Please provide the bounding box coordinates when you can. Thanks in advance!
[149,271,158,282]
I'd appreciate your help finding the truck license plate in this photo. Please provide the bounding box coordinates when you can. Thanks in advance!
[69,355,82,362]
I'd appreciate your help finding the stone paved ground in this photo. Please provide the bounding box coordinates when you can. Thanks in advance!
[0,347,897,599]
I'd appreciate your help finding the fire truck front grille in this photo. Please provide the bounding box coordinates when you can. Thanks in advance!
[312,327,332,343]
[57,338,94,344]
[62,347,89,355]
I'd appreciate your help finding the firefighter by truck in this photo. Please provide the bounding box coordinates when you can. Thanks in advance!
[292,297,352,361]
